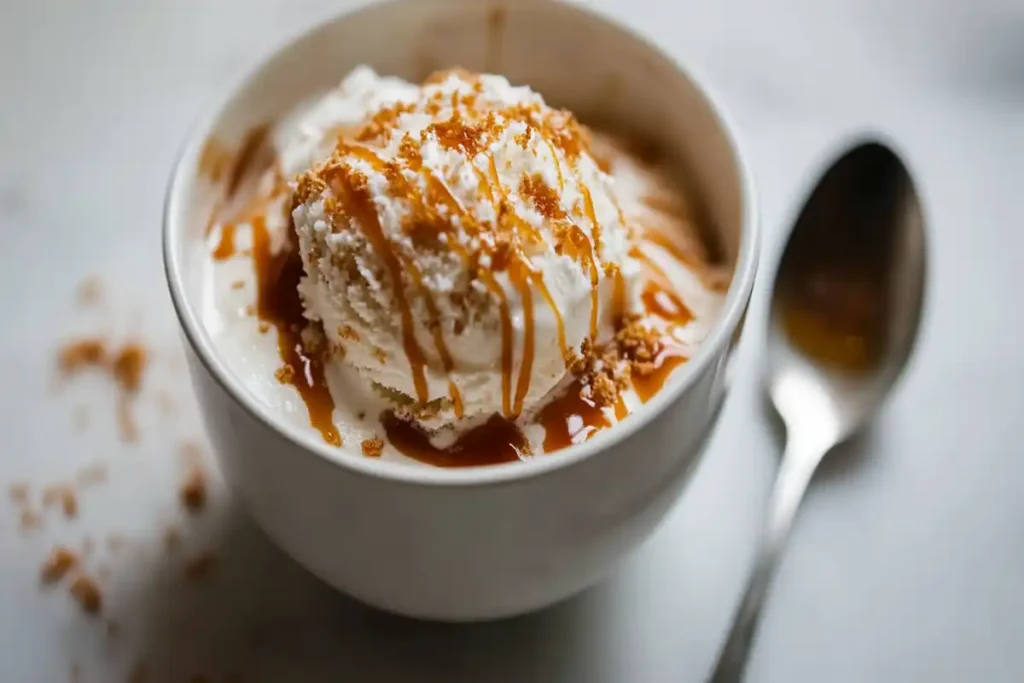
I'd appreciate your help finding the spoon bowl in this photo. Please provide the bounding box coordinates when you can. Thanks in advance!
[767,141,926,443]
[710,139,926,682]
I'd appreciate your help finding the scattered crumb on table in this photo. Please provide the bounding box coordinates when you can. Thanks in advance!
[40,546,79,584]
[69,574,102,615]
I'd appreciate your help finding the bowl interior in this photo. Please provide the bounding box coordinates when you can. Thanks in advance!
[166,0,755,481]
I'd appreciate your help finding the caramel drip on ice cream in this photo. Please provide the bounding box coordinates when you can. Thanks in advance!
[537,378,611,451]
[324,159,430,404]
[642,279,693,326]
[510,261,535,417]
[579,183,603,338]
[251,216,340,446]
[211,223,237,261]
[342,144,477,416]
[611,266,628,325]
[631,347,687,403]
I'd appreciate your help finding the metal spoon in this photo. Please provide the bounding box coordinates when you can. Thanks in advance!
[709,140,927,682]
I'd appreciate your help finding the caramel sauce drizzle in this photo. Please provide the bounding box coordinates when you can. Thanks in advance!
[631,346,688,404]
[641,279,693,326]
[211,223,237,261]
[537,379,610,452]
[642,226,727,292]
[251,215,341,446]
[611,266,628,324]
[405,258,465,418]
[325,156,430,404]
[542,137,566,192]
[614,395,629,421]
[510,262,535,416]
[642,226,696,267]
[532,274,568,362]
[467,159,515,416]
[383,411,527,467]
[351,144,477,415]
[567,157,604,339]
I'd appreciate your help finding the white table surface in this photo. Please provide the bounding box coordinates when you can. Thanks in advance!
[1,0,1022,681]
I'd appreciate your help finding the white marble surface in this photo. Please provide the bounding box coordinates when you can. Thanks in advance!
[1,0,1022,681]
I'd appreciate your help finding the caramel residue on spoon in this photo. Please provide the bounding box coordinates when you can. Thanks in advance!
[779,268,884,372]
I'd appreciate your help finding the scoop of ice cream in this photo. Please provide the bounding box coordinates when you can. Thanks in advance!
[291,67,640,429]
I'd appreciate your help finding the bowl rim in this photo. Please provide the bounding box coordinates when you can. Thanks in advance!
[162,0,760,488]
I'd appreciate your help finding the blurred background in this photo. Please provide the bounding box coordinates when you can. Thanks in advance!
[0,0,1021,681]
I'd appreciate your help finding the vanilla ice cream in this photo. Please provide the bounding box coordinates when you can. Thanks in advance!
[290,67,640,430]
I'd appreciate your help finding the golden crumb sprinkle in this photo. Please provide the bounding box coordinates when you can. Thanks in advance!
[569,338,624,409]
[59,339,107,375]
[427,112,487,157]
[43,484,78,518]
[61,489,78,518]
[361,437,384,458]
[40,547,79,584]
[519,172,565,220]
[274,365,295,384]
[69,574,102,615]
[356,100,415,144]
[112,344,146,393]
[338,325,360,342]
[257,321,271,334]
[615,314,663,376]
[589,373,618,408]
[397,133,423,168]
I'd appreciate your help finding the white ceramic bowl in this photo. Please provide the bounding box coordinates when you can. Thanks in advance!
[164,0,758,621]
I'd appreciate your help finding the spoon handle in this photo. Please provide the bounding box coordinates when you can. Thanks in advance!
[708,432,828,683]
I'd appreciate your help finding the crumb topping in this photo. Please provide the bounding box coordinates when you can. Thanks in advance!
[40,547,79,584]
[111,345,146,393]
[69,574,102,615]
[361,437,384,458]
